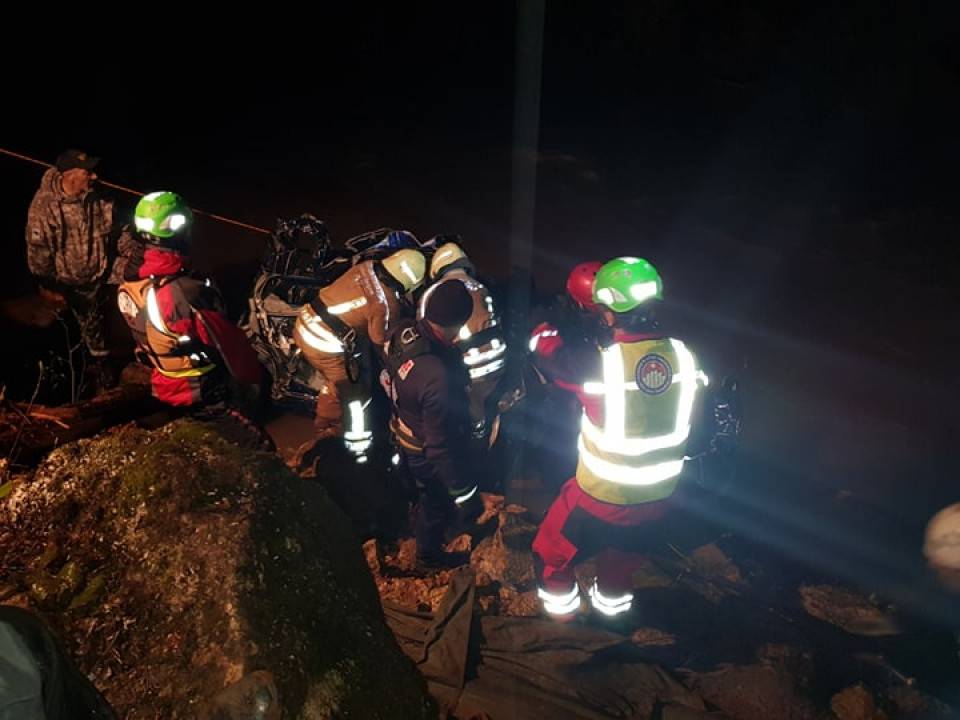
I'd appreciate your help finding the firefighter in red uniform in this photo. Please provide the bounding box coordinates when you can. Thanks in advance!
[117,191,263,413]
[530,257,709,621]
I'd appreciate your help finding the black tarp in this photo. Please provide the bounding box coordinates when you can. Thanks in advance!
[383,570,725,720]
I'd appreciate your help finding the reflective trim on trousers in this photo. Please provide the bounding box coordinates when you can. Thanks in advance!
[345,399,373,458]
[537,583,581,615]
[588,580,633,616]
[453,485,478,505]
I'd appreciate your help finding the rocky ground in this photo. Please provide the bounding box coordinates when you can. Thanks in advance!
[0,418,433,719]
[362,493,958,720]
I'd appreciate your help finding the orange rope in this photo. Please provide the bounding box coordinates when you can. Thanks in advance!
[0,146,270,235]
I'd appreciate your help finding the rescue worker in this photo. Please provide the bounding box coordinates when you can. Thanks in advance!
[526,261,607,486]
[292,248,426,465]
[418,242,507,443]
[530,257,709,621]
[116,191,263,410]
[565,260,604,316]
[26,149,140,387]
[383,279,482,571]
[529,259,609,357]
[529,260,608,353]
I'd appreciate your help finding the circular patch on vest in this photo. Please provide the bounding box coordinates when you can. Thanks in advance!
[117,291,139,326]
[635,353,673,395]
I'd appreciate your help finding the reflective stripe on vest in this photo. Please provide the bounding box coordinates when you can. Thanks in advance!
[580,339,707,456]
[327,296,368,315]
[469,357,505,379]
[578,437,685,485]
[143,285,216,378]
[416,282,440,321]
[420,276,504,377]
[156,364,217,379]
[576,338,707,504]
[465,338,507,379]
[145,286,176,339]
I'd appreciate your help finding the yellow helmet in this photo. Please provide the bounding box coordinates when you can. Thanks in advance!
[429,242,474,280]
[381,248,426,291]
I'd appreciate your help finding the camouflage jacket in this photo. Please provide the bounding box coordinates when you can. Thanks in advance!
[25,168,139,286]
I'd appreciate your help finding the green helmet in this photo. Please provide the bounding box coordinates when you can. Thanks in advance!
[134,191,193,240]
[593,257,663,313]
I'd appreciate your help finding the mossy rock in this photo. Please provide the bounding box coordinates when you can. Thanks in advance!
[0,418,433,718]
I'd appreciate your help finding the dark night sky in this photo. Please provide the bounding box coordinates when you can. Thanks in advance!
[8,3,958,200]
[6,9,957,212]
[5,3,959,314]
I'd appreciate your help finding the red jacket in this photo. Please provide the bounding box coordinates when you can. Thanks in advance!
[529,321,664,442]
[119,247,261,406]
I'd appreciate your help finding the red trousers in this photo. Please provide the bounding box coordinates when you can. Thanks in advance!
[532,477,670,595]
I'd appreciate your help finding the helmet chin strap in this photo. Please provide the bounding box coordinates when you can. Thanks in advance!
[140,231,190,255]
[614,309,659,334]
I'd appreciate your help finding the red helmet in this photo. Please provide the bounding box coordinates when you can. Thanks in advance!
[566,261,603,311]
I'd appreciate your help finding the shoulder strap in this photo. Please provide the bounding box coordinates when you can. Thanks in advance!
[386,323,432,375]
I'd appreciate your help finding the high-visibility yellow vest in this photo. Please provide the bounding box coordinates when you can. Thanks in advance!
[575,338,707,505]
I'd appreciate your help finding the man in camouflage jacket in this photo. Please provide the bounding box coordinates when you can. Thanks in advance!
[25,149,139,364]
